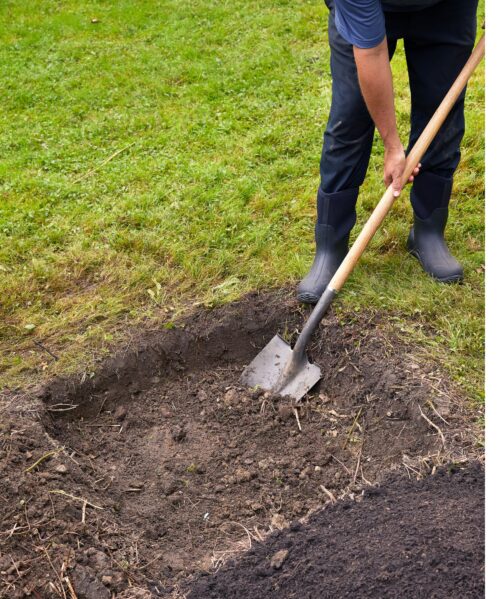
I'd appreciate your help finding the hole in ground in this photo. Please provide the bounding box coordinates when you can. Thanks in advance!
[16,290,476,597]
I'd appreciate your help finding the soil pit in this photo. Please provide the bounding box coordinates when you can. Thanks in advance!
[0,290,482,598]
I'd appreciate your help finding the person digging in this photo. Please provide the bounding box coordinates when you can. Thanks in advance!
[297,0,479,305]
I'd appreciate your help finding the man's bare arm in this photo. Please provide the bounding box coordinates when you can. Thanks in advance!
[353,38,419,195]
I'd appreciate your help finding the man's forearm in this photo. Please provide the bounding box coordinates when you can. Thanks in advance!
[353,38,400,149]
[353,37,410,195]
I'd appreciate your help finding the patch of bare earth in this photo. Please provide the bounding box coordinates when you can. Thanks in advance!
[0,290,482,598]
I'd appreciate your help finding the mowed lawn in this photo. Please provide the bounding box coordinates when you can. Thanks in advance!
[0,1,484,401]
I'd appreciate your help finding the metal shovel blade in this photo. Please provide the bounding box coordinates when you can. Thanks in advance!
[240,334,322,402]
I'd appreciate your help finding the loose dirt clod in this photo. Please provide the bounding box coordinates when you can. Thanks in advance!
[0,291,482,598]
[171,425,187,443]
[269,549,288,570]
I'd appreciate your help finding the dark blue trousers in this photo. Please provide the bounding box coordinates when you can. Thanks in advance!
[319,0,478,223]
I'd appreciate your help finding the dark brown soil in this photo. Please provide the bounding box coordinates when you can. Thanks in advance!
[186,463,484,599]
[0,290,482,599]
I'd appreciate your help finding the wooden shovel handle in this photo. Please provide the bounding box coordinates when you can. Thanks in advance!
[327,33,485,294]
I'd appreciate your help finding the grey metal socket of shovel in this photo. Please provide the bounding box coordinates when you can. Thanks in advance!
[240,34,485,403]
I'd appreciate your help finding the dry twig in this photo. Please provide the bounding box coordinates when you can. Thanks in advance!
[426,399,450,425]
[319,485,335,503]
[64,576,78,599]
[41,546,67,599]
[49,490,103,511]
[46,404,78,413]
[353,439,365,484]
[343,407,363,449]
[419,405,446,446]
[33,340,59,361]
[293,408,302,432]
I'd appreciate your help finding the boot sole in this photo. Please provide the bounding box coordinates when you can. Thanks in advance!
[297,291,320,305]
[408,248,463,284]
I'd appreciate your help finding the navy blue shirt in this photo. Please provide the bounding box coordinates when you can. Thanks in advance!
[334,0,443,48]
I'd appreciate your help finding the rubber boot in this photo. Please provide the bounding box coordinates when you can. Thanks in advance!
[407,171,463,283]
[297,188,357,304]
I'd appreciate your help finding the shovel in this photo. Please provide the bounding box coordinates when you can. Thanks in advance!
[241,34,485,402]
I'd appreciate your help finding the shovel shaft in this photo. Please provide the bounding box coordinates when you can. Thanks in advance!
[293,288,336,359]
[327,33,485,295]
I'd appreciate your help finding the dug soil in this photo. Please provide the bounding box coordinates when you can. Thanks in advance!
[0,290,483,598]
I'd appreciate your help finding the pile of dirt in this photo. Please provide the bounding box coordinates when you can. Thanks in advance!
[186,463,484,599]
[0,290,482,598]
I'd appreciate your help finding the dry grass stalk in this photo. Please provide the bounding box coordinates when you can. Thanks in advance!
[49,489,103,511]
[25,448,63,473]
[319,485,335,502]
[419,405,446,447]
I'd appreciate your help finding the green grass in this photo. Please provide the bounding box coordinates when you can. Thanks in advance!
[0,0,484,402]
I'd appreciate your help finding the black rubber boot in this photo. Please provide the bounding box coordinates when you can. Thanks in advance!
[407,171,463,283]
[297,188,357,304]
